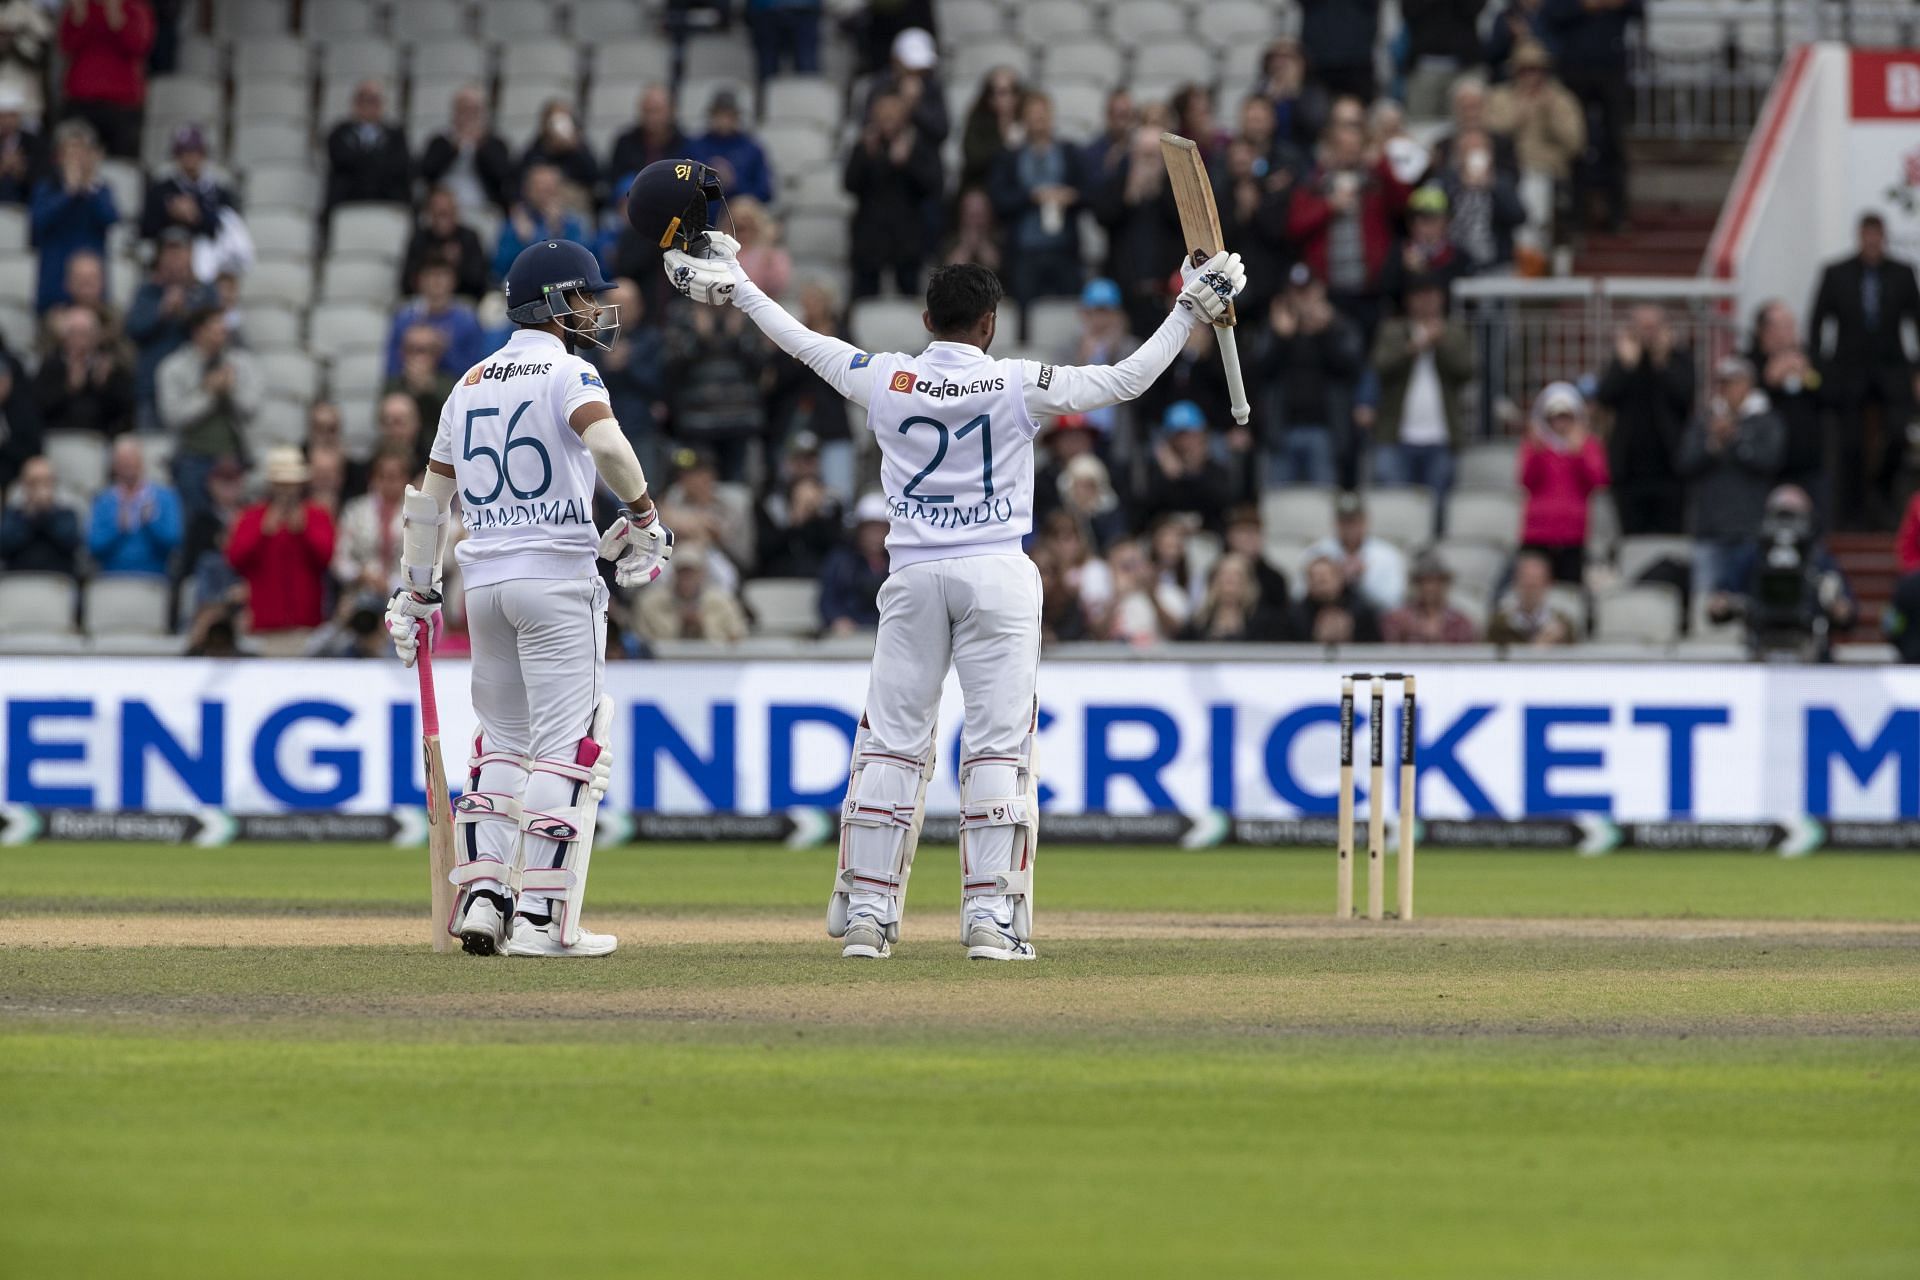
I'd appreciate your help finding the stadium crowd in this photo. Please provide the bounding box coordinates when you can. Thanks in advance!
[0,0,1915,659]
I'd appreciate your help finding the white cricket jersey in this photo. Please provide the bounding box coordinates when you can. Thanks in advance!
[727,276,1201,571]
[429,328,610,589]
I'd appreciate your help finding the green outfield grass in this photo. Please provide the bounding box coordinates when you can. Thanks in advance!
[2,844,1917,1279]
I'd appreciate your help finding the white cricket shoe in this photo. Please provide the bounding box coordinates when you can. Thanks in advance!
[841,915,891,959]
[965,918,1036,962]
[505,915,618,957]
[454,895,508,956]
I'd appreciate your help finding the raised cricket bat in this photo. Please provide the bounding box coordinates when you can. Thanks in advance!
[1159,132,1251,425]
[416,626,456,952]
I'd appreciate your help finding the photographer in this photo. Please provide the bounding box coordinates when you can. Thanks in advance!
[1708,485,1855,662]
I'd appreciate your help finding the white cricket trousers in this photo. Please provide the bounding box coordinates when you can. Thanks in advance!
[849,552,1042,923]
[464,574,608,915]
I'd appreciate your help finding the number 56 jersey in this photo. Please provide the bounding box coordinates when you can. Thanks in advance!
[865,341,1039,570]
[430,329,610,589]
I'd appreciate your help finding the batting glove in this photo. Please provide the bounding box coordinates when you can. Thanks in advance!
[1176,251,1247,324]
[664,231,745,306]
[385,588,442,668]
[598,507,674,587]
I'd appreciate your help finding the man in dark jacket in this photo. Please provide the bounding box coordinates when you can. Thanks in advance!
[843,89,943,299]
[417,85,514,218]
[1595,303,1694,534]
[607,84,686,186]
[1138,402,1235,535]
[138,123,237,246]
[1255,264,1362,486]
[0,454,80,575]
[1808,212,1920,527]
[400,185,488,301]
[1299,0,1381,101]
[1749,299,1825,521]
[1677,356,1784,600]
[990,92,1086,303]
[324,79,411,214]
[1543,0,1643,232]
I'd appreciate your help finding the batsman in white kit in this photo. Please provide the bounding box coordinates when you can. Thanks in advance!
[385,239,673,958]
[636,158,1246,960]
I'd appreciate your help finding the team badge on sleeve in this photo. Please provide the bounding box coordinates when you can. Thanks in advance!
[1037,365,1055,390]
[850,352,872,369]
[889,371,916,394]
[580,371,605,389]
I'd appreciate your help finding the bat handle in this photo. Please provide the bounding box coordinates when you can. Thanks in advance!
[414,621,440,738]
[1216,325,1251,426]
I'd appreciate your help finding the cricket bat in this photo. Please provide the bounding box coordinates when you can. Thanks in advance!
[1159,132,1251,425]
[416,626,456,952]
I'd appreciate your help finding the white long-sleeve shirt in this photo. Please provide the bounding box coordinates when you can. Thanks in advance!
[731,279,1200,568]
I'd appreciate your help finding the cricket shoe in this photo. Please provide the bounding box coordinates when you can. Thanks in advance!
[965,918,1037,962]
[454,894,509,956]
[841,914,891,960]
[505,914,618,958]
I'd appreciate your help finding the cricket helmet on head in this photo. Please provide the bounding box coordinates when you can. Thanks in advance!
[502,238,619,350]
[626,158,728,254]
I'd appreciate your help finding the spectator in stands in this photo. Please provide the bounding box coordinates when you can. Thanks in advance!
[730,197,793,298]
[1890,492,1920,662]
[158,307,261,519]
[1403,1,1490,119]
[1232,95,1287,187]
[54,248,121,346]
[1383,549,1480,643]
[747,0,822,80]
[636,546,748,643]
[1254,38,1328,158]
[1216,135,1284,318]
[226,446,335,654]
[1091,126,1178,336]
[940,185,1003,274]
[687,90,773,205]
[1484,43,1586,242]
[1083,88,1135,181]
[177,453,241,605]
[0,454,80,574]
[324,80,410,215]
[0,7,50,122]
[990,92,1084,304]
[522,99,600,211]
[86,435,178,576]
[379,338,450,474]
[1183,552,1291,642]
[1488,548,1575,645]
[384,261,484,379]
[1486,0,1550,79]
[960,66,1025,194]
[331,445,408,597]
[361,391,428,486]
[1543,0,1643,234]
[819,492,890,635]
[1287,105,1412,342]
[1058,453,1128,554]
[491,162,589,281]
[1308,491,1408,611]
[35,304,132,437]
[1140,402,1235,536]
[862,28,948,144]
[1223,504,1292,602]
[1433,128,1527,275]
[1032,542,1090,644]
[1255,265,1362,487]
[1809,212,1920,529]
[845,89,943,298]
[306,443,344,518]
[1032,413,1096,528]
[0,84,45,203]
[1292,551,1382,643]
[29,118,115,313]
[1518,381,1608,583]
[1749,300,1825,522]
[126,228,213,428]
[57,0,153,159]
[1379,186,1463,305]
[419,85,514,220]
[765,283,853,497]
[663,303,771,488]
[756,469,841,579]
[660,447,756,577]
[1596,304,1694,535]
[1678,356,1785,599]
[1055,280,1138,458]
[607,84,684,186]
[1091,536,1182,645]
[139,124,236,247]
[0,337,36,490]
[1299,0,1380,101]
[1371,275,1471,501]
[401,186,488,302]
[1169,84,1229,163]
[1706,484,1855,660]
[587,278,666,471]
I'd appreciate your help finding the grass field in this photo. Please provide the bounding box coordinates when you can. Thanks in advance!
[3,843,1918,1278]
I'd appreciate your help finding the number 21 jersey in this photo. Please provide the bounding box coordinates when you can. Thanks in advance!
[865,340,1039,570]
[430,328,609,589]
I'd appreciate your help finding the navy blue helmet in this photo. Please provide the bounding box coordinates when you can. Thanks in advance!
[502,238,619,349]
[626,158,727,254]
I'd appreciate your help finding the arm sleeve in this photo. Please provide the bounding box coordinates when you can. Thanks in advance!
[86,493,117,558]
[581,416,649,503]
[731,278,879,407]
[1021,306,1200,417]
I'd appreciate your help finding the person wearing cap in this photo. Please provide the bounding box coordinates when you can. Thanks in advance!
[1485,42,1586,239]
[226,445,336,649]
[0,82,45,204]
[687,89,773,205]
[1380,185,1462,302]
[819,492,892,635]
[863,28,948,144]
[157,307,262,519]
[323,79,411,215]
[1142,401,1236,535]
[1516,380,1609,582]
[1677,357,1785,601]
[1060,278,1139,446]
[845,86,944,298]
[1382,550,1479,644]
[1371,273,1472,508]
[1254,264,1362,487]
[29,118,116,313]
[138,122,238,246]
[1306,490,1408,610]
[87,435,179,578]
[56,0,153,160]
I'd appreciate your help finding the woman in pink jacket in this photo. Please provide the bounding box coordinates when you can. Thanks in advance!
[1518,381,1610,582]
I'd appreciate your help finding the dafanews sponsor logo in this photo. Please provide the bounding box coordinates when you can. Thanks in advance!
[474,360,554,383]
[888,373,1008,400]
[888,371,915,393]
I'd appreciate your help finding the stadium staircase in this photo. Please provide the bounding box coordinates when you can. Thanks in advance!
[1571,139,1741,278]
[1829,533,1901,644]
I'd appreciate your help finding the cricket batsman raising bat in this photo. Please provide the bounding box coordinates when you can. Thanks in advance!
[631,158,1244,961]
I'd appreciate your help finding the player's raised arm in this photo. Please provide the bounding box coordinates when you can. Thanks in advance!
[1023,252,1246,416]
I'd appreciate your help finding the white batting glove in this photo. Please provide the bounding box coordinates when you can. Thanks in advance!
[384,588,442,668]
[664,231,745,306]
[1176,251,1247,324]
[597,507,674,587]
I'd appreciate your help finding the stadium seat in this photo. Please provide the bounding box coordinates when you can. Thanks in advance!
[42,429,108,500]
[680,36,757,83]
[1110,0,1191,48]
[0,250,28,303]
[941,0,1009,43]
[1455,439,1518,490]
[392,0,470,43]
[763,77,842,130]
[308,304,391,359]
[1205,0,1280,46]
[259,350,321,404]
[1043,36,1124,89]
[0,205,24,253]
[320,257,400,308]
[329,351,387,403]
[0,574,78,637]
[786,212,848,270]
[1262,536,1310,591]
[1593,583,1682,644]
[1133,39,1217,86]
[1445,489,1522,548]
[1448,590,1489,634]
[85,577,172,638]
[319,36,400,84]
[498,78,577,138]
[213,0,290,39]
[1260,485,1336,545]
[677,76,752,129]
[1432,540,1507,600]
[571,0,652,38]
[500,38,578,83]
[329,203,414,263]
[338,397,380,458]
[233,35,311,81]
[406,77,474,138]
[757,122,833,172]
[477,0,562,40]
[147,77,223,131]
[1363,488,1435,550]
[950,39,1034,88]
[410,39,489,83]
[0,301,33,358]
[141,435,177,486]
[244,162,322,213]
[234,78,310,126]
[304,0,377,39]
[232,122,311,171]
[250,302,307,351]
[1016,1,1095,41]
[98,160,146,222]
[588,38,674,91]
[743,578,822,638]
[1049,82,1107,141]
[1586,488,1620,566]
[255,398,309,449]
[1023,298,1080,353]
[249,210,316,262]
[1615,535,1693,586]
[241,260,315,310]
[784,166,852,215]
[850,298,922,352]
